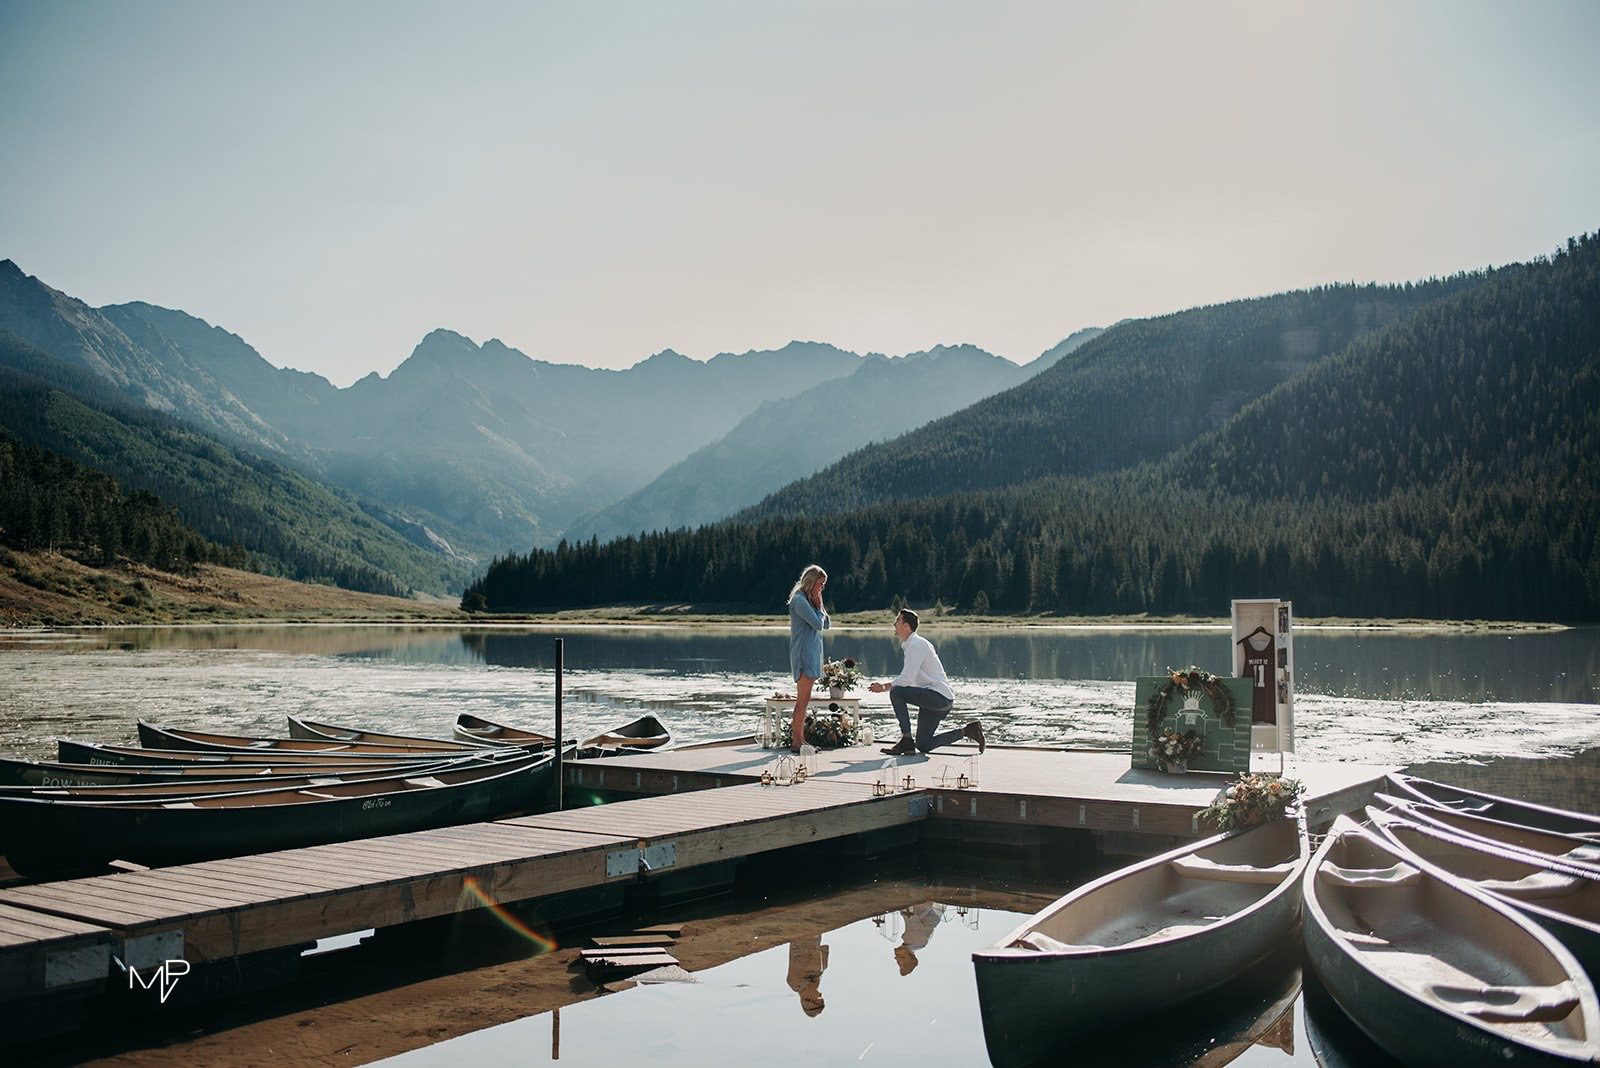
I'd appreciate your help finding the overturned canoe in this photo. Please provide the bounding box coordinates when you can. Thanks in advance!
[1367,807,1600,975]
[0,749,555,875]
[1384,774,1600,840]
[59,739,466,767]
[579,715,673,758]
[0,754,461,789]
[1304,815,1599,1066]
[138,721,470,756]
[0,752,495,802]
[455,712,559,748]
[972,816,1307,1067]
[287,715,491,751]
[1373,793,1600,876]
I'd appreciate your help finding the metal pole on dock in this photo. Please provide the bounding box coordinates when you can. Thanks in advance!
[554,637,564,810]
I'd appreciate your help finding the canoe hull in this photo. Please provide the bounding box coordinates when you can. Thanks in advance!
[0,754,555,875]
[1303,820,1599,1067]
[975,882,1299,1067]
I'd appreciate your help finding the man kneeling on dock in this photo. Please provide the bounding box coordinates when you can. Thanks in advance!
[870,609,986,756]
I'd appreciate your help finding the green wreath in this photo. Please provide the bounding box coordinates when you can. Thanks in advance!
[1145,665,1236,734]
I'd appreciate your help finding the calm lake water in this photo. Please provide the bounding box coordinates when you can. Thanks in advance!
[12,624,1593,1067]
[1,624,1596,766]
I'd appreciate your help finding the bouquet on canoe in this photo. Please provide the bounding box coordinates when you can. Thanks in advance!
[1202,772,1304,830]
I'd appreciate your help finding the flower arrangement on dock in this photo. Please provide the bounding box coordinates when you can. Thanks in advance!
[778,704,869,749]
[1145,665,1236,733]
[820,657,862,693]
[1202,773,1304,830]
[1150,728,1205,772]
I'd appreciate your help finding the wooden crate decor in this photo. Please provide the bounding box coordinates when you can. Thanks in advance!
[1131,673,1254,773]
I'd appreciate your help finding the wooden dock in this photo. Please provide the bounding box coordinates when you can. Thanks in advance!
[566,739,1389,837]
[0,741,1388,1029]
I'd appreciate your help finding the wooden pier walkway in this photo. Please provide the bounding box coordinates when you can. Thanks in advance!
[566,739,1389,837]
[0,741,1387,1026]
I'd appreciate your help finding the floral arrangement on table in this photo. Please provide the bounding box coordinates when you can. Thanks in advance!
[778,703,872,749]
[1145,665,1236,733]
[1201,773,1305,830]
[1149,728,1205,772]
[820,658,862,694]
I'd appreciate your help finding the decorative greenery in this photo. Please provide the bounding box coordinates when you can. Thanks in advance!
[778,704,868,749]
[1145,665,1236,734]
[1202,773,1305,831]
[1150,728,1205,771]
[820,657,862,693]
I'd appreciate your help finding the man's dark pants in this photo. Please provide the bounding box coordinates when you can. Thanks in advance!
[889,685,963,753]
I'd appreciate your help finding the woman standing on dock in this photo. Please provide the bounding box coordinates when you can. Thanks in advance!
[787,564,830,753]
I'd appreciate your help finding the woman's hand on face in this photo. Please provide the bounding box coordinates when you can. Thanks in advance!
[809,586,824,609]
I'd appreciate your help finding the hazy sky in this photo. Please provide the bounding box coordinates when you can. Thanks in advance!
[3,1,1597,385]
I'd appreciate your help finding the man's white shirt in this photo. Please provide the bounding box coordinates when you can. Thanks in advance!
[890,632,954,701]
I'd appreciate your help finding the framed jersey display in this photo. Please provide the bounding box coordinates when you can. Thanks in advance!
[1232,598,1295,755]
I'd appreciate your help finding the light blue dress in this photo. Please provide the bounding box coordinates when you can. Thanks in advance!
[788,592,829,681]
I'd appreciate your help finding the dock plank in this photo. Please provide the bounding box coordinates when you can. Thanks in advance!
[0,903,110,1006]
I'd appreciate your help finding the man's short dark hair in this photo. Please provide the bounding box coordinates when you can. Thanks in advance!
[897,608,919,632]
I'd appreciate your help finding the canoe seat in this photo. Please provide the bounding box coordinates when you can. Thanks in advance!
[1318,861,1422,889]
[402,776,446,788]
[1170,855,1298,884]
[1428,981,1580,1024]
[1567,845,1600,863]
[1437,799,1494,815]
[299,790,345,799]
[1576,832,1600,843]
[160,801,201,809]
[1476,870,1585,900]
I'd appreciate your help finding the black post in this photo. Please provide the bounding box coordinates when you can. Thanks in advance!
[553,637,564,810]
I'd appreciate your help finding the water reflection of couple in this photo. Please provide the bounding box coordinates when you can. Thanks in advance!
[786,564,986,756]
[784,903,946,1018]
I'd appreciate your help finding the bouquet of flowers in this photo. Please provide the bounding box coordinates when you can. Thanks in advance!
[821,658,862,693]
[778,703,872,749]
[1201,773,1305,831]
[1150,728,1205,771]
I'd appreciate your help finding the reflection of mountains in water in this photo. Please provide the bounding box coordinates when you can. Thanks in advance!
[452,626,1599,705]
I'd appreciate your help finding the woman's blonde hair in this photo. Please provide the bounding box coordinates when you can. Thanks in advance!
[789,564,827,600]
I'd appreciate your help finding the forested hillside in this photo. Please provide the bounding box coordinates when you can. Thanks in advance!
[466,234,1600,622]
[743,273,1493,519]
[0,332,462,595]
[0,431,221,572]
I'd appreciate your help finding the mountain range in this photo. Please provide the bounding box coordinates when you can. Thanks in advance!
[467,232,1600,622]
[0,258,1082,593]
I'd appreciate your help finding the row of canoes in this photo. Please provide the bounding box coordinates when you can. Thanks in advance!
[0,712,673,876]
[973,772,1600,1067]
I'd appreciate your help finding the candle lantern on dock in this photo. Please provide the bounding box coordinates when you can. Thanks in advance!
[775,756,796,786]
